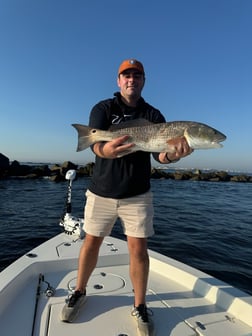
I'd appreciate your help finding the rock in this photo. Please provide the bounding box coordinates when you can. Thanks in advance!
[0,153,9,169]
[50,164,61,176]
[61,161,77,171]
[49,174,65,182]
[174,172,193,180]
[194,169,202,175]
[190,175,201,181]
[77,162,94,177]
[151,168,166,179]
[9,161,31,176]
[209,177,221,182]
[30,165,51,177]
[215,171,231,181]
[230,175,249,182]
[0,153,10,178]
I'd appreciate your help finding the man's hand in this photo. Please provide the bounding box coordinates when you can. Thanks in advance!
[159,136,194,163]
[94,135,135,159]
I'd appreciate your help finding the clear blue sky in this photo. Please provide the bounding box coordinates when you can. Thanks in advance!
[1,0,251,172]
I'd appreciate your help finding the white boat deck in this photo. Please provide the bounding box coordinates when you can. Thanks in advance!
[1,233,252,336]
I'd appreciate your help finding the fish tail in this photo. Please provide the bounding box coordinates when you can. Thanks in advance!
[72,124,94,152]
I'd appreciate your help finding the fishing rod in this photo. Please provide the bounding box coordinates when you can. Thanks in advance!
[31,274,55,336]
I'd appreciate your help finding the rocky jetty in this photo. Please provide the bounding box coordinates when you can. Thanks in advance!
[0,153,94,182]
[0,153,251,183]
[151,168,252,183]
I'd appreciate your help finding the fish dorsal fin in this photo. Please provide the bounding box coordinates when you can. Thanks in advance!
[109,118,153,131]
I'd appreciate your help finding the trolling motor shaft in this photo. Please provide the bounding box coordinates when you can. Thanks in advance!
[65,169,76,213]
[59,170,84,237]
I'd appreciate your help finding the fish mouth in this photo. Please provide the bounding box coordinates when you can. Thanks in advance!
[213,142,223,148]
[212,131,226,144]
[218,134,227,142]
[211,135,226,147]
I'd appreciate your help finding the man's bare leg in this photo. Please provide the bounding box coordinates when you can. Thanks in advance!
[127,236,149,306]
[75,233,104,292]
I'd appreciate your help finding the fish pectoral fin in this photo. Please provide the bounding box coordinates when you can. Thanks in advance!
[183,129,192,147]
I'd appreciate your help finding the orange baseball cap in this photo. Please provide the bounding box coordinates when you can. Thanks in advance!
[118,59,145,75]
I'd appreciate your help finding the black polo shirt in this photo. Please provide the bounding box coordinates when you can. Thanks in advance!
[88,92,166,199]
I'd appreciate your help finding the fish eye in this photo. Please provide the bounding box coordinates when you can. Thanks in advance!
[91,129,97,134]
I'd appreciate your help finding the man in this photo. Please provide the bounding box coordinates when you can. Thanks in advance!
[61,59,192,335]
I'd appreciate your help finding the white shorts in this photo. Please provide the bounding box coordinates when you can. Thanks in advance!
[84,190,154,238]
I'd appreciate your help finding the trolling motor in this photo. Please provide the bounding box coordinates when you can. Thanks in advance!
[59,169,84,237]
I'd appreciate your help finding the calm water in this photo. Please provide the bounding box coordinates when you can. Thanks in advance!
[0,177,252,295]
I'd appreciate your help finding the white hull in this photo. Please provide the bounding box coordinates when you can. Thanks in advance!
[1,231,252,336]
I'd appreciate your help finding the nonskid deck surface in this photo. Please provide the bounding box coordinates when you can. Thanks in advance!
[41,267,196,336]
[33,266,251,336]
[1,234,252,336]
